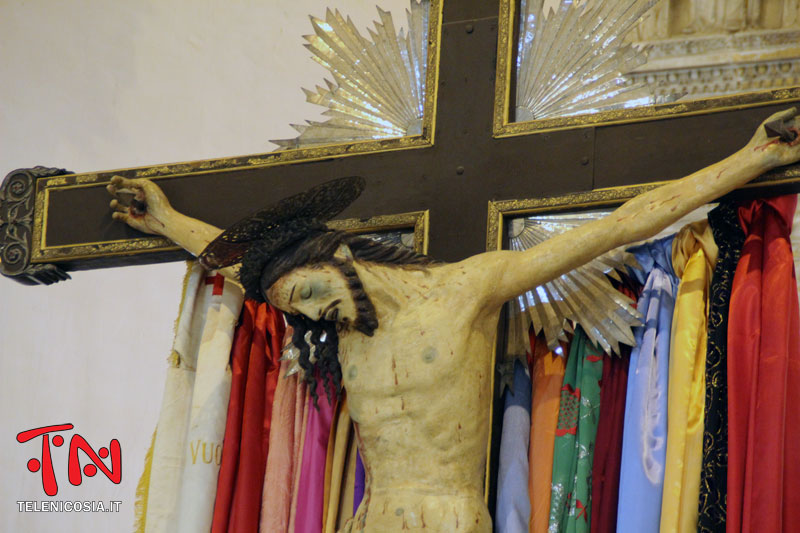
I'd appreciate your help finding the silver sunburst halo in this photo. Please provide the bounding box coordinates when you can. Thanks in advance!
[272,0,429,149]
[515,0,680,122]
[506,211,642,359]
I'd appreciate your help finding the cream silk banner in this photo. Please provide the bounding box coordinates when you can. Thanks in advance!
[135,262,244,533]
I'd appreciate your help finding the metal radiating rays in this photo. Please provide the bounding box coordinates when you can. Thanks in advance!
[514,0,679,121]
[271,0,429,149]
[506,212,642,359]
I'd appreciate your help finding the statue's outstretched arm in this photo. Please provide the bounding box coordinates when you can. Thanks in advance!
[467,107,800,309]
[107,176,239,281]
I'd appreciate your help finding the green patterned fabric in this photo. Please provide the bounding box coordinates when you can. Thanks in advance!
[548,327,604,533]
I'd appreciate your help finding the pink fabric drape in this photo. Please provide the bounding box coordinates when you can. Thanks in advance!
[294,377,338,533]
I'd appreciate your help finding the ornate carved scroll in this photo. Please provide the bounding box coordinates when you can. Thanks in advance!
[1,167,72,285]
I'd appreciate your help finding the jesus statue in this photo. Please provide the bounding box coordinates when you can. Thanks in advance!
[108,109,800,532]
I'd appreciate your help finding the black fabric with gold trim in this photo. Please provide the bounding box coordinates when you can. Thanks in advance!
[698,201,745,531]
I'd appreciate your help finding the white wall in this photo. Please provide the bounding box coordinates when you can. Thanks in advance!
[0,1,408,531]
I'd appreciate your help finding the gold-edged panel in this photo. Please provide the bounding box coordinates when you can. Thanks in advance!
[31,175,430,265]
[485,165,800,251]
[492,0,800,137]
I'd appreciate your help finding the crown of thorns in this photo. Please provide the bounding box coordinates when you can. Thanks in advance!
[198,177,365,290]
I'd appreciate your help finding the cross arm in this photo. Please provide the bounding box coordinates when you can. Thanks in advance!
[464,107,800,310]
[106,176,241,283]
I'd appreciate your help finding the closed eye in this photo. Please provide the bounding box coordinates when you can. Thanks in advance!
[300,285,312,300]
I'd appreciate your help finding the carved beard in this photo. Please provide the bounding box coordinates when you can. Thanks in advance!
[329,257,378,337]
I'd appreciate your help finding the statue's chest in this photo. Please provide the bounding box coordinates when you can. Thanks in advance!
[338,308,466,399]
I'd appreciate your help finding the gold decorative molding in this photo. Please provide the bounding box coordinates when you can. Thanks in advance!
[327,210,429,255]
[486,165,800,251]
[493,0,800,137]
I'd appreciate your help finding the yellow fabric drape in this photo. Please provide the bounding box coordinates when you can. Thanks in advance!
[324,397,353,533]
[335,433,359,531]
[322,402,339,530]
[660,220,718,533]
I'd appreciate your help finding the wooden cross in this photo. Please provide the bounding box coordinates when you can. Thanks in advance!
[2,1,799,285]
[3,0,800,513]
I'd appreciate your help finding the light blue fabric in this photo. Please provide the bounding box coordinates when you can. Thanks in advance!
[616,236,678,533]
[496,359,532,533]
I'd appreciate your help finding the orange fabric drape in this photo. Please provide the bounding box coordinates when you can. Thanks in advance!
[727,195,800,533]
[211,300,285,532]
[528,332,567,533]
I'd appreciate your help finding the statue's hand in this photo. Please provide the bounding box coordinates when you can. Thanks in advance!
[746,107,800,168]
[107,176,173,236]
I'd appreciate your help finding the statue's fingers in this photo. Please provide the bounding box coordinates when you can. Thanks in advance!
[106,182,135,197]
[111,211,130,223]
[110,175,139,189]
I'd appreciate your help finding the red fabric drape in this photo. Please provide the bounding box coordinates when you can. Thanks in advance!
[589,283,636,533]
[727,195,800,533]
[212,300,285,532]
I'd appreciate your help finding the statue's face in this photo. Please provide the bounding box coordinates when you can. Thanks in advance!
[266,264,358,325]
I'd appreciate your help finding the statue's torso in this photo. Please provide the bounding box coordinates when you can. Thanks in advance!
[337,264,498,532]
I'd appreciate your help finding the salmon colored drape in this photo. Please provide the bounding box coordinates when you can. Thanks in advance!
[260,324,308,532]
[727,195,800,533]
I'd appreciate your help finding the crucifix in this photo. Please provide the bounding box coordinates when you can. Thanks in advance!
[3,0,800,530]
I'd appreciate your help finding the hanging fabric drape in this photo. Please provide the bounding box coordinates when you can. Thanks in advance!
[260,356,307,532]
[354,450,366,513]
[698,202,745,533]
[288,386,311,531]
[590,278,638,533]
[548,326,604,533]
[323,395,353,533]
[528,332,567,533]
[496,359,532,533]
[660,221,718,533]
[134,263,244,533]
[294,376,338,533]
[590,347,630,533]
[212,300,285,532]
[337,433,360,530]
[727,195,800,533]
[617,236,678,533]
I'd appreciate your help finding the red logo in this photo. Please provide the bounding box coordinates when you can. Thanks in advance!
[16,423,122,496]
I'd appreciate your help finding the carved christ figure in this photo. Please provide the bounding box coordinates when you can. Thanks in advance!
[108,109,800,532]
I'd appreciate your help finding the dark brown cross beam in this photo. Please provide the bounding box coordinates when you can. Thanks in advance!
[2,1,800,284]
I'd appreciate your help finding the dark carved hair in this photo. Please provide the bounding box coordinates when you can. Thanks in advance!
[240,229,437,404]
